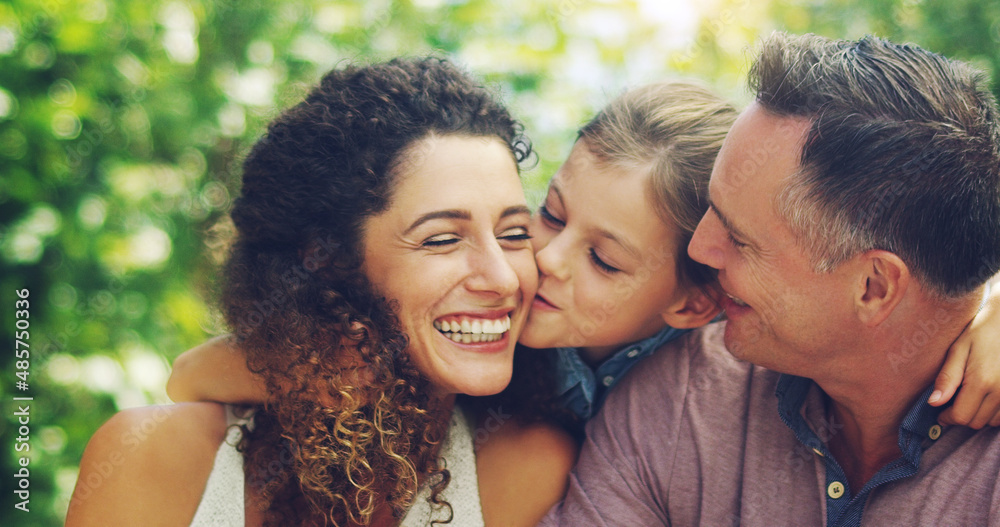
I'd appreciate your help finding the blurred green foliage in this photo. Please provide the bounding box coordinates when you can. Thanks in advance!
[0,0,997,524]
[767,0,1000,101]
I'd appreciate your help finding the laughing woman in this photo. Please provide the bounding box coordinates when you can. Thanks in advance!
[65,58,576,527]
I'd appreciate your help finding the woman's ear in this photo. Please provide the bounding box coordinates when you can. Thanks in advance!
[660,284,722,329]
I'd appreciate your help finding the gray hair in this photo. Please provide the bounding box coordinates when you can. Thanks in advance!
[752,32,1000,298]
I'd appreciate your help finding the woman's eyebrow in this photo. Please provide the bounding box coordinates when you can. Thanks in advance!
[501,205,532,219]
[404,210,471,235]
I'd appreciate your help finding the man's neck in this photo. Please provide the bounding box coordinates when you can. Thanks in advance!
[818,286,983,492]
[824,393,915,492]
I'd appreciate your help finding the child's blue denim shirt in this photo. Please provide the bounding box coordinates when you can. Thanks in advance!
[553,325,690,420]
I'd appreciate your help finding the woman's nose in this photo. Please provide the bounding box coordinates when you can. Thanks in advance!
[466,240,520,297]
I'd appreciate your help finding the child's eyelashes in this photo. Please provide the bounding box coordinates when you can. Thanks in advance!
[538,204,565,228]
[537,202,622,274]
[589,248,621,274]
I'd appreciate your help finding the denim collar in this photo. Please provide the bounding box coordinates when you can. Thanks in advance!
[553,325,690,419]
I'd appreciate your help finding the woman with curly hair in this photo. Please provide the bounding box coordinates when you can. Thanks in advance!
[66,57,577,527]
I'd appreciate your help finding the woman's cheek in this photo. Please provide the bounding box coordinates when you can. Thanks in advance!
[514,249,539,297]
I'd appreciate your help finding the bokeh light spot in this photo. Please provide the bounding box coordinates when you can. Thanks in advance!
[52,109,82,139]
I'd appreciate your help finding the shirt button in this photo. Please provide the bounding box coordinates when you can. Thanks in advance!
[626,348,639,358]
[602,376,614,387]
[812,447,825,457]
[928,424,942,440]
[827,481,845,499]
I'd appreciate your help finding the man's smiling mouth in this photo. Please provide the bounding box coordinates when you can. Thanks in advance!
[726,293,748,307]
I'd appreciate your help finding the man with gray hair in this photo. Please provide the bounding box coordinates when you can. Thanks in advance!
[540,32,1000,526]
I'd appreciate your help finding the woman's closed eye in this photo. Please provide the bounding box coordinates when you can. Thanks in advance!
[421,227,530,249]
[422,234,460,247]
[499,226,532,243]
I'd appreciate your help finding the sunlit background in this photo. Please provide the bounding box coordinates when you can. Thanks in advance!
[2,0,999,523]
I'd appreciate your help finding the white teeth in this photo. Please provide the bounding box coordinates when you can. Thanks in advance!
[434,315,512,341]
[727,293,748,307]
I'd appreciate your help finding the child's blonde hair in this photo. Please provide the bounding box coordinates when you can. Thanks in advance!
[579,81,737,288]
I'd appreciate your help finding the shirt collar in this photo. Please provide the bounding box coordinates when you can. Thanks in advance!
[553,326,690,396]
[553,346,593,398]
[596,325,688,378]
[776,374,944,466]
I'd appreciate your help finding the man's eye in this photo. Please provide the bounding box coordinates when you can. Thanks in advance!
[727,232,748,249]
[538,204,565,228]
[589,248,621,274]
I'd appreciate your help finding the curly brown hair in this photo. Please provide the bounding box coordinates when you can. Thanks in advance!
[221,57,539,526]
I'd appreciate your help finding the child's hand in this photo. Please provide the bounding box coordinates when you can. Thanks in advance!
[166,335,268,404]
[929,285,1000,428]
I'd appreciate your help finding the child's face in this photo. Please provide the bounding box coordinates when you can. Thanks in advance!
[518,141,691,363]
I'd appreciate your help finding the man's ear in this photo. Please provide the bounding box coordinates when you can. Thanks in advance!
[856,250,910,326]
[661,284,723,329]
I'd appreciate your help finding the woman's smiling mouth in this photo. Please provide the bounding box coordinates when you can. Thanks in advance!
[433,314,512,343]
